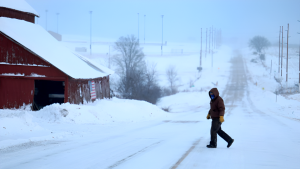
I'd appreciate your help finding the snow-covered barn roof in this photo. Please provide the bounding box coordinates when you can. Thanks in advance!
[0,17,114,79]
[0,0,39,17]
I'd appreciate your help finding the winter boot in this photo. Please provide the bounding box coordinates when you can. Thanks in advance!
[206,144,217,148]
[227,139,234,148]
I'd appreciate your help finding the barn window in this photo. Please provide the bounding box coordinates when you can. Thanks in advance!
[32,80,65,110]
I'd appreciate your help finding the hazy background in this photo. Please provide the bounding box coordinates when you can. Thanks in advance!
[27,0,300,45]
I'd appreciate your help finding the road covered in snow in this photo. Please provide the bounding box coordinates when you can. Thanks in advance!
[1,46,300,169]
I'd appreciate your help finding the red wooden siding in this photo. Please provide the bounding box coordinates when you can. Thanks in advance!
[0,7,35,23]
[68,76,110,104]
[0,77,34,109]
[0,33,50,66]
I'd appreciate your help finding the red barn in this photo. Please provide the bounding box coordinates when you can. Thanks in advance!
[0,0,114,110]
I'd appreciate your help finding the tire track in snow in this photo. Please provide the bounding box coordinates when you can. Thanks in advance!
[170,137,202,169]
[106,141,161,169]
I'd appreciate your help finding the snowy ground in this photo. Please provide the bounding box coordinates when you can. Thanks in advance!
[1,38,300,168]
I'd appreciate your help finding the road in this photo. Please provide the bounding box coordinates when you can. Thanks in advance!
[1,54,300,169]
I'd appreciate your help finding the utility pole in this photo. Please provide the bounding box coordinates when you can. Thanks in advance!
[281,26,283,77]
[200,28,202,68]
[161,15,164,56]
[90,11,92,56]
[278,26,281,74]
[286,23,289,82]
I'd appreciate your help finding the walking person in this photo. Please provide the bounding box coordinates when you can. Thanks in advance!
[206,88,234,148]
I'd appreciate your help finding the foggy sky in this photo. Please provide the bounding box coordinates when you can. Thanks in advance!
[26,0,300,45]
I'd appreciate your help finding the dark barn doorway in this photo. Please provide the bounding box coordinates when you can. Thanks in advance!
[33,80,65,110]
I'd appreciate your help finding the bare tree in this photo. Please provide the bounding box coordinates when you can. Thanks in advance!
[112,35,161,103]
[113,35,145,98]
[166,65,179,94]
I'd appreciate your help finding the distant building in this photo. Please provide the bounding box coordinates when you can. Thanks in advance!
[0,0,114,110]
[75,47,87,52]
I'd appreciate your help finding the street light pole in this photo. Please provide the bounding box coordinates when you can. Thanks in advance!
[298,20,300,92]
[281,26,283,77]
[56,13,59,33]
[90,11,92,56]
[279,26,281,75]
[209,27,211,54]
[200,28,202,68]
[211,26,214,52]
[161,15,164,56]
[206,28,207,57]
[286,23,289,82]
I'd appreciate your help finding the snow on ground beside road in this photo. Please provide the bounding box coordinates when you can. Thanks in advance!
[156,45,232,115]
[241,46,300,120]
[0,98,173,149]
[248,85,300,120]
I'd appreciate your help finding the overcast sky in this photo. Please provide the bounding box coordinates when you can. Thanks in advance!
[26,0,300,45]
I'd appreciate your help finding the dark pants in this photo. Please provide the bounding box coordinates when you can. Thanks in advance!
[210,118,232,147]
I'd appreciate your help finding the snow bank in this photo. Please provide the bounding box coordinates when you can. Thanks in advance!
[0,98,171,149]
[33,98,170,124]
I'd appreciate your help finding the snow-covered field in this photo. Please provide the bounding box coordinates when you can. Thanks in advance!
[1,37,300,169]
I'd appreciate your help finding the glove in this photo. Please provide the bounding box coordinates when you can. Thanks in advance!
[219,116,224,123]
[206,114,211,119]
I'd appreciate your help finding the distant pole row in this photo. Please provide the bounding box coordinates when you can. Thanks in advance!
[278,24,289,82]
[200,26,222,68]
[278,21,300,92]
[43,10,163,56]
